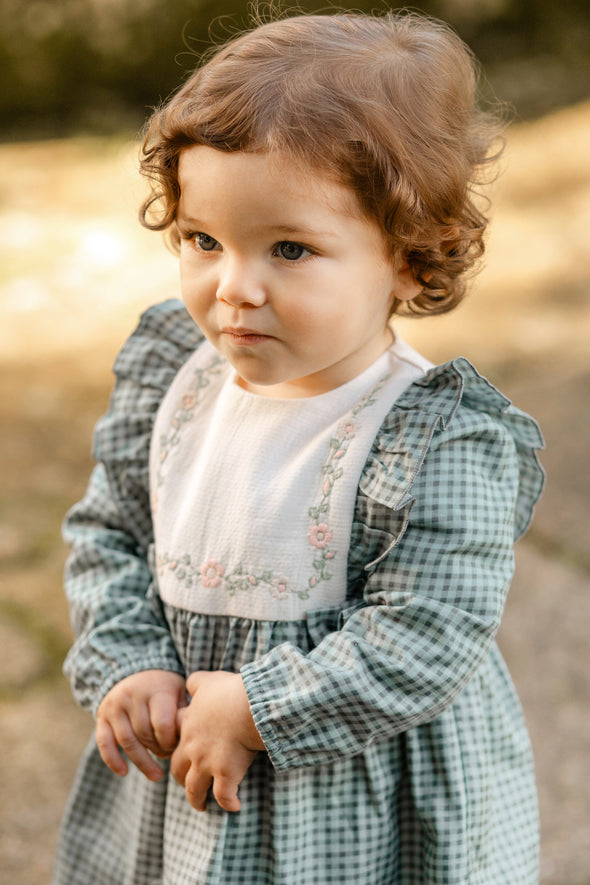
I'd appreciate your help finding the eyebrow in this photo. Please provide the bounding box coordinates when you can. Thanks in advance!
[176,215,337,240]
[175,215,204,229]
[261,224,338,240]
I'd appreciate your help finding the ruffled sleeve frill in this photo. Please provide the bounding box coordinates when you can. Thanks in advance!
[62,299,204,714]
[361,354,545,542]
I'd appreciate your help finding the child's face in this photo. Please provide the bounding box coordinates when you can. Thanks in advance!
[176,146,420,397]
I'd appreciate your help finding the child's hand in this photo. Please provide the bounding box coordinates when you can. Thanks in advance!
[96,670,187,782]
[171,670,265,813]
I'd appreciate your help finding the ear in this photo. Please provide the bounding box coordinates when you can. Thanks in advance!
[393,261,423,303]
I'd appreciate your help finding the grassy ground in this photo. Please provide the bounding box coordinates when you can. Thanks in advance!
[1,102,589,882]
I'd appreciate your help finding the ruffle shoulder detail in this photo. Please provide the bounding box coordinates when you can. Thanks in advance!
[360,356,545,541]
[93,299,203,548]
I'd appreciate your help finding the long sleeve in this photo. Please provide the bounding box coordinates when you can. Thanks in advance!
[61,299,203,714]
[242,359,545,770]
[62,465,183,714]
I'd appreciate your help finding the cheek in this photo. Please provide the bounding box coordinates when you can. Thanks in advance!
[180,278,209,326]
[279,301,332,338]
[179,259,193,294]
[180,262,210,301]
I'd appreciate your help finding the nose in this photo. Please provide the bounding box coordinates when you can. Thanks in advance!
[216,257,267,308]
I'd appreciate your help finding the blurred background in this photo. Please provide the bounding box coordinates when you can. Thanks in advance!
[0,0,589,882]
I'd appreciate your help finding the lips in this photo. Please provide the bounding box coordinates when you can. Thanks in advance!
[222,326,264,336]
[221,326,272,344]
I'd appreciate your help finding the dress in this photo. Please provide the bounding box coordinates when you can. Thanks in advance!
[53,299,545,885]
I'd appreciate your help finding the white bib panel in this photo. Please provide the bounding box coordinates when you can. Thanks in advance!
[150,338,431,621]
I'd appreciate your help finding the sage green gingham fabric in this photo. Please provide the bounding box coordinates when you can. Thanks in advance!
[53,300,545,885]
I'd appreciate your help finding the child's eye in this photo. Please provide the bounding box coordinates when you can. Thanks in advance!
[193,233,220,252]
[274,241,311,261]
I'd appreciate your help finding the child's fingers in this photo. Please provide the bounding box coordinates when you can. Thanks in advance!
[119,735,163,782]
[211,775,242,813]
[183,766,214,813]
[170,742,190,787]
[98,714,163,782]
[95,719,128,777]
[149,692,182,756]
[128,702,160,755]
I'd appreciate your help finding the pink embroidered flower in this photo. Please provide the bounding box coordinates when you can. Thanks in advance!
[270,578,290,600]
[342,422,357,438]
[309,523,332,549]
[200,558,225,588]
[181,394,197,409]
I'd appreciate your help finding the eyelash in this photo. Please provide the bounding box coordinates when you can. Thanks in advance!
[181,231,315,264]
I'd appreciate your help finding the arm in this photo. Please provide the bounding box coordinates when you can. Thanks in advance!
[62,300,202,715]
[241,416,526,770]
[63,463,185,716]
[63,464,189,777]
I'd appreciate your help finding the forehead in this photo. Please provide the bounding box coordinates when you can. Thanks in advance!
[176,146,363,222]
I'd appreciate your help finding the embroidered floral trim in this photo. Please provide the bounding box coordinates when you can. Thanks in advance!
[157,370,392,601]
[305,371,391,592]
[156,552,304,601]
[200,558,225,588]
[309,523,332,548]
[155,353,225,489]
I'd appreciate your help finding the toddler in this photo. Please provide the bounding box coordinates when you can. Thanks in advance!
[53,11,545,884]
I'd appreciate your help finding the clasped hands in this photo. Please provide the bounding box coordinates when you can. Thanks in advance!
[95,669,265,812]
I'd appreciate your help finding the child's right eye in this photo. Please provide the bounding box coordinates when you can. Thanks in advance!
[193,233,220,252]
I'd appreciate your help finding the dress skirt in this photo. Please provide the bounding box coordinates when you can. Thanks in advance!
[53,601,539,885]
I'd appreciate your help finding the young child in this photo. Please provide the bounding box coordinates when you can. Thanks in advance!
[53,11,545,885]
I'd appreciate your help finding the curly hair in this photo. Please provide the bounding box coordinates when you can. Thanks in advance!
[139,11,504,316]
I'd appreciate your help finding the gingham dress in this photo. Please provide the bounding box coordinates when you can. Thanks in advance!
[53,300,545,885]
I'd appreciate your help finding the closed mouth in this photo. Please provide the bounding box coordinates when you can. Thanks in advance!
[223,327,264,336]
[222,327,272,341]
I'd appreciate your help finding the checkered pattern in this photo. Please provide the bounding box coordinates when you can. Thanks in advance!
[53,300,545,884]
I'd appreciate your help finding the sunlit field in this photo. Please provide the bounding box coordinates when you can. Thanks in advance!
[1,102,589,883]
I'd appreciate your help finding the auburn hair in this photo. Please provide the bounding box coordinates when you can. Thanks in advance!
[139,11,504,316]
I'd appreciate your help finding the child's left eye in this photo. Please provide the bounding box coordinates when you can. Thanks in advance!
[274,241,310,261]
[194,233,220,252]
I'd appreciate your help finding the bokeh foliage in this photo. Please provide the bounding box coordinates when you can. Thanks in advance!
[1,0,590,139]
